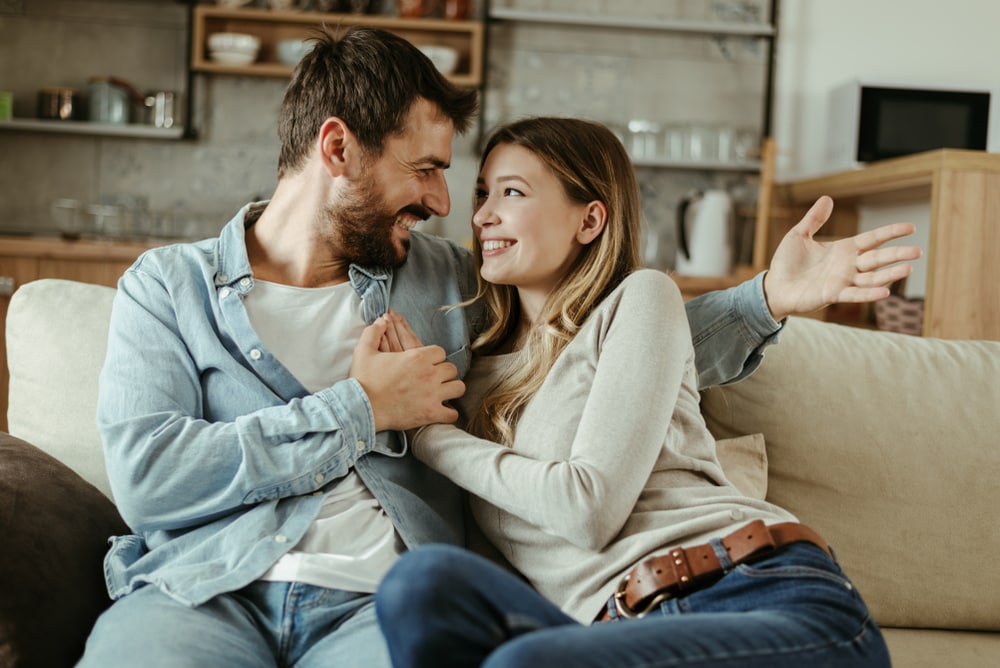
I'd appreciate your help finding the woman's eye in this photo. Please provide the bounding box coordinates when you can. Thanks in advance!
[504,187,524,197]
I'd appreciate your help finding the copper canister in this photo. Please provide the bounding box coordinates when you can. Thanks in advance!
[38,87,82,120]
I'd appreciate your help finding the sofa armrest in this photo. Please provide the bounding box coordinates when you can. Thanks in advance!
[0,431,128,667]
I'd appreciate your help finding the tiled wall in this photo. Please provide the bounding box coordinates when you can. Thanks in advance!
[1,0,770,270]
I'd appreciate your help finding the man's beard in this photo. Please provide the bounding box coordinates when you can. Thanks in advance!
[325,175,428,269]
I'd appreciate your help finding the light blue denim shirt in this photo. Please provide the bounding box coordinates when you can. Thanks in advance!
[97,202,779,607]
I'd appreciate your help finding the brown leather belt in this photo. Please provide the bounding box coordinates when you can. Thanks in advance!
[595,520,832,622]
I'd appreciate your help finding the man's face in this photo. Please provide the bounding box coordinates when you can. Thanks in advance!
[328,98,455,268]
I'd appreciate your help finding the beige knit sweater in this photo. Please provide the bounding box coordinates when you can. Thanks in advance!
[411,269,795,623]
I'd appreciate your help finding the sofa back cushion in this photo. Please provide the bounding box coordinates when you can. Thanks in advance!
[6,278,116,499]
[701,316,1000,631]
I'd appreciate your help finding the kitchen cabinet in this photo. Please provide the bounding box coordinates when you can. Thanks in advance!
[0,237,162,431]
[485,1,779,292]
[766,148,1000,341]
[191,5,486,88]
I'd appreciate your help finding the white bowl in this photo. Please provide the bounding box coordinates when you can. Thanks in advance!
[418,45,459,75]
[277,38,313,66]
[207,32,261,56]
[210,50,258,67]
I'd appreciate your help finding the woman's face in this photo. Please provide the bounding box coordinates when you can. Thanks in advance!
[472,143,594,309]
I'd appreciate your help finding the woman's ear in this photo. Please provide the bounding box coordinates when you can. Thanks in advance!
[577,200,608,245]
[319,117,351,176]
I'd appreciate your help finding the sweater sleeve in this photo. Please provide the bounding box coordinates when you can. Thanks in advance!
[411,271,690,551]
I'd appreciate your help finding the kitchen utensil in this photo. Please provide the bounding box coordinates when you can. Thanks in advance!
[0,91,12,121]
[143,91,177,128]
[398,0,439,18]
[417,45,459,74]
[88,77,138,125]
[37,87,82,121]
[277,38,313,66]
[208,32,261,66]
[627,120,661,160]
[444,0,471,20]
[675,189,734,276]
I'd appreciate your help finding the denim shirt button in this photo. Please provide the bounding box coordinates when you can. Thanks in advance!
[313,473,324,484]
[274,535,288,544]
[356,439,366,451]
[219,287,231,299]
[239,277,251,288]
[249,349,262,360]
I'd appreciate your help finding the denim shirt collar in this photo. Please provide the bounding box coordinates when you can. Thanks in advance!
[213,201,393,323]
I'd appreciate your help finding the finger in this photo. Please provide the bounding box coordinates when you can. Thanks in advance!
[791,196,834,239]
[357,318,389,353]
[853,222,918,252]
[382,313,404,352]
[856,244,921,272]
[853,262,913,289]
[394,312,424,349]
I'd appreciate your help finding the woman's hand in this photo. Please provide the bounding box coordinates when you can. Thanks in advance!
[378,308,424,352]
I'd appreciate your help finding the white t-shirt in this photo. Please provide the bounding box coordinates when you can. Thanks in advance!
[245,279,404,593]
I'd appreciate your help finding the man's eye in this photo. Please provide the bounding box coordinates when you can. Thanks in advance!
[473,188,488,202]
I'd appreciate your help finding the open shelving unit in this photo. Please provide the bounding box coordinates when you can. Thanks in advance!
[191,5,486,88]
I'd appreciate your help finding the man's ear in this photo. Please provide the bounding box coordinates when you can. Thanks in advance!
[319,117,352,176]
[577,200,608,245]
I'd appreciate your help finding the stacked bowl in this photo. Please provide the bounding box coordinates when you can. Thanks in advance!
[208,32,261,66]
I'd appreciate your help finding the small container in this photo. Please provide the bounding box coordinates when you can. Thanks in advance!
[0,91,12,121]
[38,87,82,120]
[88,78,131,125]
[143,91,177,128]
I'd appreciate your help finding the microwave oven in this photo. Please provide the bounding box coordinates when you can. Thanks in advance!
[826,80,998,169]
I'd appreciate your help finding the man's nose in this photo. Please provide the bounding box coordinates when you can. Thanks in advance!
[424,171,451,217]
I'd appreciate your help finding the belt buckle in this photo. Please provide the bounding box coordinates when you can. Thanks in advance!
[612,574,673,619]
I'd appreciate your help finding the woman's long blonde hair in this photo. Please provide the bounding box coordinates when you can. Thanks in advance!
[467,117,642,445]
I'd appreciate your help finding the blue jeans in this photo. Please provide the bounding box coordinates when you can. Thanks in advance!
[375,543,890,668]
[78,581,389,668]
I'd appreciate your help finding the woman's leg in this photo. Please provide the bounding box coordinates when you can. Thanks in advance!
[483,543,889,668]
[375,544,579,668]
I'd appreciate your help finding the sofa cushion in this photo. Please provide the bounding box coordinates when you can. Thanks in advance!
[700,316,1000,631]
[715,433,767,500]
[0,431,128,667]
[6,278,116,499]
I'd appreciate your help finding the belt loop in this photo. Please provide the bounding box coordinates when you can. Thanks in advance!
[710,538,735,571]
[603,596,622,622]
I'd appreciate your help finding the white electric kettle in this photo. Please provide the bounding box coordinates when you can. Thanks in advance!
[674,189,734,277]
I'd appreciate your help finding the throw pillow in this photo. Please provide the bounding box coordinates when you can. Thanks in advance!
[0,432,128,667]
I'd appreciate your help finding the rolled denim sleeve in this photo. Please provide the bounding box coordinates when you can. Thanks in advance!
[98,265,378,533]
[683,272,783,389]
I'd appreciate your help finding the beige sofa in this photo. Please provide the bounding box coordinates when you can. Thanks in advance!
[2,278,999,666]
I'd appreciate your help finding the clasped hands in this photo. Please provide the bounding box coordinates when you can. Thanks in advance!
[349,309,461,433]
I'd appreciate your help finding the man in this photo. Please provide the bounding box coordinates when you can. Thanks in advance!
[80,27,918,667]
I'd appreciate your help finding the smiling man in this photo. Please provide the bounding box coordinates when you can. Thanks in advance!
[79,26,918,668]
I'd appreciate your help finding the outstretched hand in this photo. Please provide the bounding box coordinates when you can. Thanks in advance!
[350,312,464,432]
[762,196,922,321]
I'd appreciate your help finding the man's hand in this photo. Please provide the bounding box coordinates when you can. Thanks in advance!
[350,314,464,432]
[763,195,922,321]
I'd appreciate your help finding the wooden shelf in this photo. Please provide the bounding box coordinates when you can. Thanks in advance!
[192,6,485,88]
[0,118,185,140]
[488,7,775,37]
[772,148,1000,341]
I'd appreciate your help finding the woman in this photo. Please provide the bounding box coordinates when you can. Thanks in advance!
[373,117,890,667]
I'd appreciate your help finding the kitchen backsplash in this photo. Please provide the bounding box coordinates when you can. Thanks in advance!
[1,0,768,269]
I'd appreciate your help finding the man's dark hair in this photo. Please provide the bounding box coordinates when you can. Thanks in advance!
[277,26,479,177]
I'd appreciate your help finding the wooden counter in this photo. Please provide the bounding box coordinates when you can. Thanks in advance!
[771,149,1000,341]
[0,235,169,431]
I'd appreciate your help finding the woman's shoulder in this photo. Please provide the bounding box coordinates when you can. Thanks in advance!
[611,269,682,305]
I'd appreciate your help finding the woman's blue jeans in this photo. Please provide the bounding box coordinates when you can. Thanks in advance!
[375,542,890,668]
